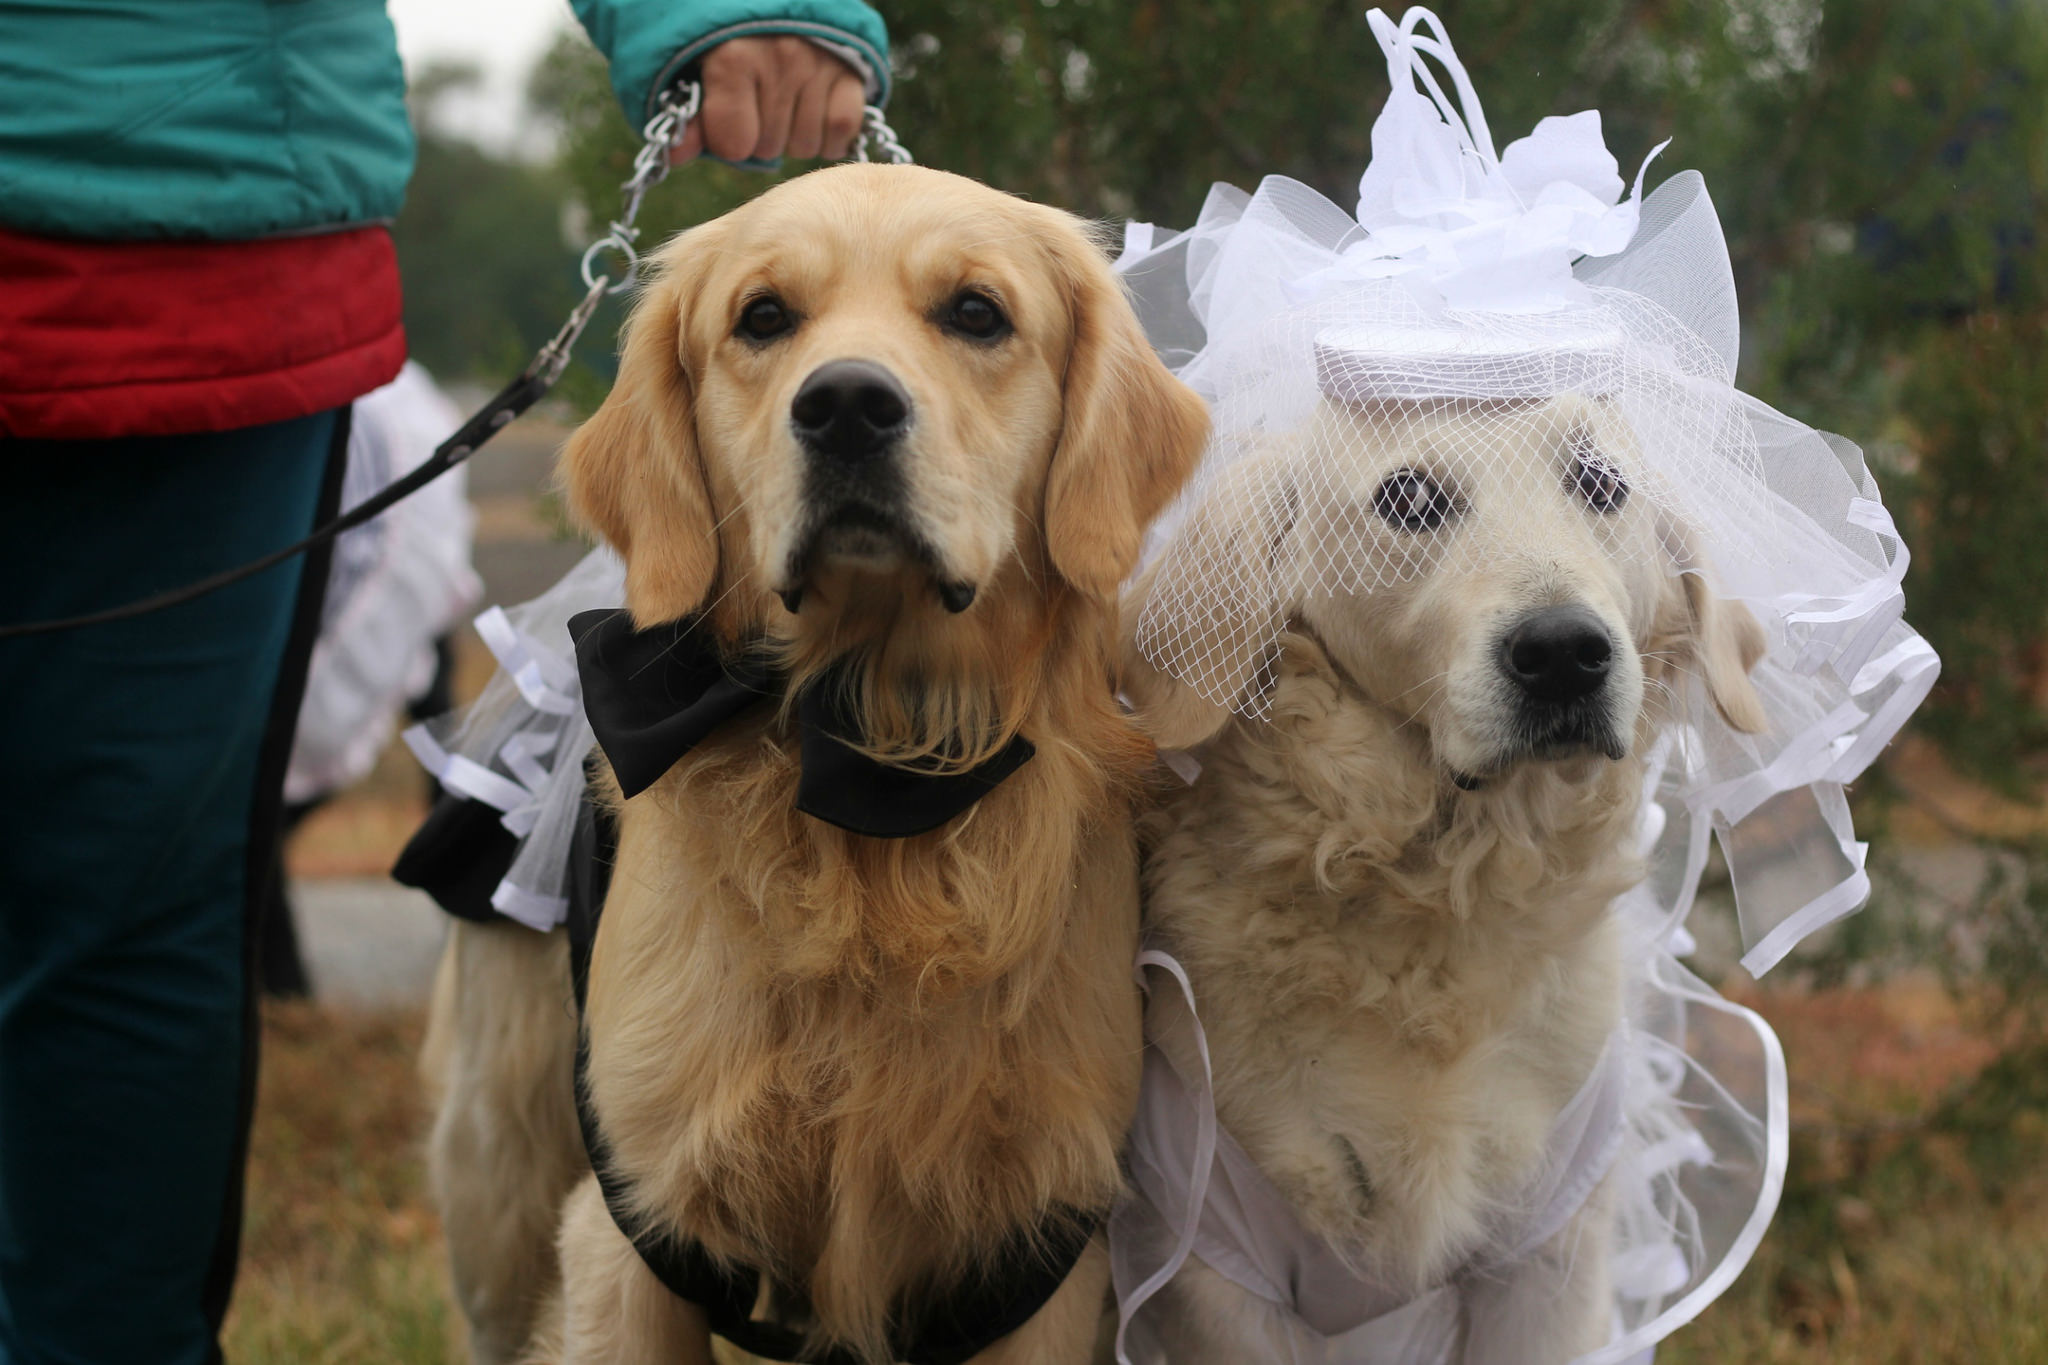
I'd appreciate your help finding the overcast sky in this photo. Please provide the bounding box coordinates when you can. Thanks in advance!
[388,0,579,156]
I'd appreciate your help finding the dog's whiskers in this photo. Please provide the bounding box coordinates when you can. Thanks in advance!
[619,493,762,682]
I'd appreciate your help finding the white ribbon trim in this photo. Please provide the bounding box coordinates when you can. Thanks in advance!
[475,605,581,717]
[1738,849,1870,979]
[403,724,534,815]
[1690,699,1867,828]
[1675,622,1933,977]
[490,879,570,933]
[1826,637,1941,786]
[1574,969,1788,1365]
[1115,950,1220,1365]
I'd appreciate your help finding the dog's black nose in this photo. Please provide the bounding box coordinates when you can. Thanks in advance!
[1501,607,1613,704]
[790,361,911,459]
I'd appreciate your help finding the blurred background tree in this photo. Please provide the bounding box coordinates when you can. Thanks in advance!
[391,61,586,384]
[394,0,2048,788]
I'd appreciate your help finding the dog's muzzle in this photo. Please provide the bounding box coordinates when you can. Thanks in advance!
[791,359,912,463]
[780,361,975,614]
[790,359,918,574]
[1496,606,1627,761]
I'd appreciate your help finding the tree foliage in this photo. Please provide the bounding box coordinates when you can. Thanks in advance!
[390,64,586,384]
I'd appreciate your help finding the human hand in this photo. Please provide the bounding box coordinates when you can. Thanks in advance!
[673,36,866,164]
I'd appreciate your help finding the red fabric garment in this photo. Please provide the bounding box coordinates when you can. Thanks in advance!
[0,226,406,440]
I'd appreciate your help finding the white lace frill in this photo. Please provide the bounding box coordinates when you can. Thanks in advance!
[402,547,623,931]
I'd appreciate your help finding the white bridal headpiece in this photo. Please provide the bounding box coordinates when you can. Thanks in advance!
[1106,7,1938,1362]
[1114,4,1934,980]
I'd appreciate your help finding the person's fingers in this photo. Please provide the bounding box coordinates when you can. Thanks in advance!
[699,47,760,162]
[671,119,704,164]
[667,37,867,164]
[749,39,803,161]
[786,67,834,161]
[823,73,865,160]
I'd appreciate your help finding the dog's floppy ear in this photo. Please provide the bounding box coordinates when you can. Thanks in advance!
[1120,455,1298,750]
[560,263,718,626]
[1038,217,1210,599]
[1682,569,1770,733]
[1657,517,1769,733]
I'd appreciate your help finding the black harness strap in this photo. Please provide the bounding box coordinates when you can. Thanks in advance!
[561,794,1101,1365]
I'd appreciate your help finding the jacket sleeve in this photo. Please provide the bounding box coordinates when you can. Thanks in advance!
[570,0,890,125]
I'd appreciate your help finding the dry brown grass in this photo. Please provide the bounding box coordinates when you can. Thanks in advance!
[1664,978,2048,1364]
[226,982,2047,1364]
[224,1003,455,1364]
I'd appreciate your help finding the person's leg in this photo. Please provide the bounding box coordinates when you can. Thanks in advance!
[0,409,346,1365]
[258,804,318,1001]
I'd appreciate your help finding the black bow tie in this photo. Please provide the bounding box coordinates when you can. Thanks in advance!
[568,610,1034,839]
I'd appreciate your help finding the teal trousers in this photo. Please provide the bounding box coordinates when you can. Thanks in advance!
[0,410,345,1365]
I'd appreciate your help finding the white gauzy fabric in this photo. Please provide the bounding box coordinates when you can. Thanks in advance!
[1112,953,1638,1365]
[1108,835,1788,1365]
[1112,8,1936,980]
[402,546,624,931]
[286,362,483,805]
[1107,5,1918,1360]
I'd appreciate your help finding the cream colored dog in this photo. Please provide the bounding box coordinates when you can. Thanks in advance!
[1120,394,1767,1361]
[421,164,1207,1365]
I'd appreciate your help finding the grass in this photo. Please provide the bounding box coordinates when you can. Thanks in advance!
[1662,983,2048,1364]
[224,984,2048,1364]
[224,1004,455,1365]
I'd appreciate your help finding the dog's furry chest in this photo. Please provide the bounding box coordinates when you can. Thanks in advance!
[581,742,1143,1324]
[1143,713,1630,1288]
[1167,885,1620,1289]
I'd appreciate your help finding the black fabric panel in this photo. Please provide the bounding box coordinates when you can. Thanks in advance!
[795,685,1035,838]
[390,793,523,923]
[570,608,778,799]
[572,607,1035,837]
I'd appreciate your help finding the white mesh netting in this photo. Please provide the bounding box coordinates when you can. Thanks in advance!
[1128,275,1781,716]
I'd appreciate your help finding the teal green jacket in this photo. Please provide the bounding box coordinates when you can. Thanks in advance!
[0,0,889,242]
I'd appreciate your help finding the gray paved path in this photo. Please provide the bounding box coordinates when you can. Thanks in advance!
[290,878,446,1009]
[288,841,1995,1010]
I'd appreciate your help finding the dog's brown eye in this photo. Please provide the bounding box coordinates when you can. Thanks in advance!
[1571,456,1629,513]
[738,296,794,342]
[943,291,1009,341]
[1373,469,1453,532]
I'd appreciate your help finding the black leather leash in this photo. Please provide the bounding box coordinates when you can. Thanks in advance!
[0,367,555,639]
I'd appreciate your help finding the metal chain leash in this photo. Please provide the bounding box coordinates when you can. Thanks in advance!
[855,104,914,164]
[542,79,915,387]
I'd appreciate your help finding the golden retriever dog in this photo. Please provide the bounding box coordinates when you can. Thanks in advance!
[1118,394,1766,1361]
[421,162,1208,1365]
